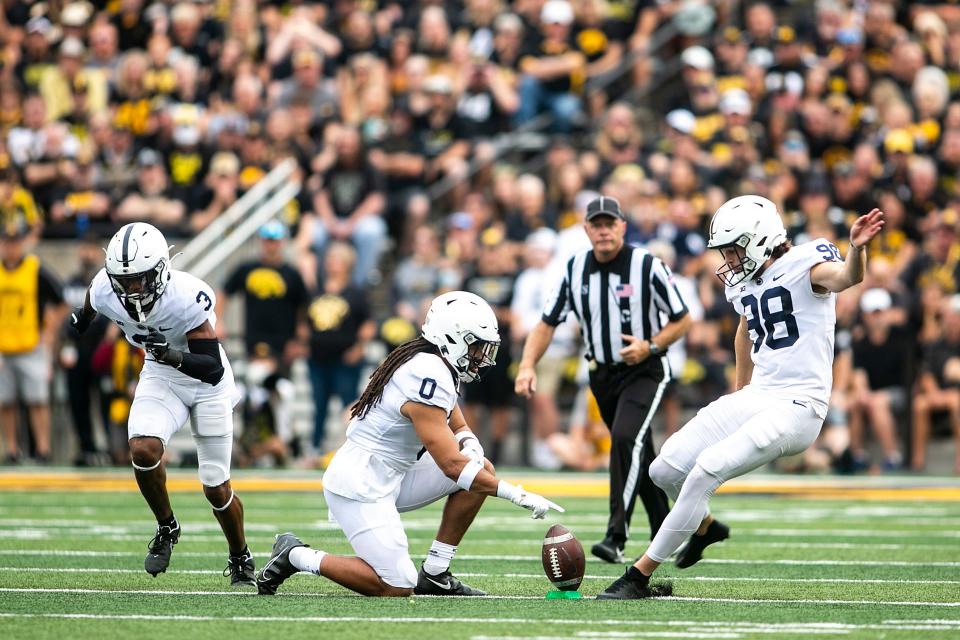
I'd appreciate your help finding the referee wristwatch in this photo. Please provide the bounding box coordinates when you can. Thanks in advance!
[648,341,664,357]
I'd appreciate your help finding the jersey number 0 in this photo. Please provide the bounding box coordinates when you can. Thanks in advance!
[742,286,800,352]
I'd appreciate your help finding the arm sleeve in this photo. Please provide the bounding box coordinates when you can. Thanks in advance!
[177,338,225,385]
[650,259,689,322]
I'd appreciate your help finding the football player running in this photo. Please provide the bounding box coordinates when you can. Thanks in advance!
[256,291,564,597]
[71,222,255,587]
[598,197,884,599]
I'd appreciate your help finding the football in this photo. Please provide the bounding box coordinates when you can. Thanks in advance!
[541,524,586,591]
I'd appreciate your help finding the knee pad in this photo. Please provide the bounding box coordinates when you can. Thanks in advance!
[694,447,728,480]
[196,433,232,487]
[649,456,685,491]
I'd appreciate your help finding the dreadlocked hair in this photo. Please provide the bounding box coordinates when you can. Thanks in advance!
[350,336,440,420]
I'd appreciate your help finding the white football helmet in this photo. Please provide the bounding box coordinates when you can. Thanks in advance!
[422,291,500,383]
[104,222,172,321]
[707,195,787,286]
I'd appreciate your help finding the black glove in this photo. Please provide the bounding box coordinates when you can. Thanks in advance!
[70,307,92,334]
[142,329,170,361]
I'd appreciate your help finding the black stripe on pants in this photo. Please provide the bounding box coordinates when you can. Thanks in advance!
[589,360,670,545]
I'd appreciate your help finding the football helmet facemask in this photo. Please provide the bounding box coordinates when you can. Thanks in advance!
[104,222,172,321]
[707,195,787,287]
[422,291,500,383]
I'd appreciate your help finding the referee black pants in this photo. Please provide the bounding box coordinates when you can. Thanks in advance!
[589,358,671,545]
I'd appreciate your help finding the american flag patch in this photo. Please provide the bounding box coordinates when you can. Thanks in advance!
[615,283,634,297]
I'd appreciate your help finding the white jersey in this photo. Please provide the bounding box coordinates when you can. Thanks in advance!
[89,268,236,393]
[725,239,838,414]
[323,352,459,502]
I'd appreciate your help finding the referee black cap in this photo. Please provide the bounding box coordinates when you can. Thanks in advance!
[585,196,624,221]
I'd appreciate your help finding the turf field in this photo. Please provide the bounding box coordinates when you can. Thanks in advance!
[0,470,958,640]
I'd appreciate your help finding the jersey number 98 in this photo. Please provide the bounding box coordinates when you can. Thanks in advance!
[742,286,800,352]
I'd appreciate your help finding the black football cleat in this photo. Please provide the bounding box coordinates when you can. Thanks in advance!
[414,565,487,596]
[224,548,257,588]
[675,520,730,569]
[144,520,181,577]
[591,537,625,564]
[596,569,673,600]
[256,532,307,595]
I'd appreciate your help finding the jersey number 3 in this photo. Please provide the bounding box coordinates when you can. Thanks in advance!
[742,286,799,352]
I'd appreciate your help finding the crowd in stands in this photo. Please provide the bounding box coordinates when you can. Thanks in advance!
[1,0,960,473]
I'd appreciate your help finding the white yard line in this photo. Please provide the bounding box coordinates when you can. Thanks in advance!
[3,567,960,587]
[0,549,957,567]
[1,587,959,607]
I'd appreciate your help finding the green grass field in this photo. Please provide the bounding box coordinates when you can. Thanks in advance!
[0,471,958,639]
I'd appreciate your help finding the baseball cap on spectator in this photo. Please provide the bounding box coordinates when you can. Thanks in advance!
[0,217,29,240]
[666,109,695,135]
[673,0,715,36]
[884,129,914,154]
[585,195,624,221]
[26,16,52,37]
[718,26,745,45]
[681,46,714,71]
[137,148,163,168]
[836,28,863,46]
[60,37,86,58]
[61,2,92,28]
[293,49,321,69]
[210,151,240,177]
[860,288,892,314]
[720,88,752,116]
[258,220,287,240]
[526,227,558,252]
[494,12,523,34]
[145,3,167,23]
[774,26,797,45]
[747,47,774,69]
[424,75,453,95]
[541,0,574,25]
[448,211,474,231]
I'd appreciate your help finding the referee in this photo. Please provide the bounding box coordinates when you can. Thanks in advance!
[515,196,692,563]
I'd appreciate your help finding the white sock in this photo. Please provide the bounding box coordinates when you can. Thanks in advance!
[289,547,327,576]
[423,540,457,576]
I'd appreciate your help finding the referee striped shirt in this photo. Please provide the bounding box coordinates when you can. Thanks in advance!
[541,246,689,365]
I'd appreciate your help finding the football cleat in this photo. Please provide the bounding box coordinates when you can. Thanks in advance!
[224,548,256,588]
[675,520,730,569]
[256,532,307,595]
[414,565,487,596]
[144,520,181,577]
[591,537,625,564]
[596,569,673,600]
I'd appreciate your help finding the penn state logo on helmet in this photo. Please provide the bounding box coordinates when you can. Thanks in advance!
[707,195,787,286]
[104,222,173,321]
[421,291,500,383]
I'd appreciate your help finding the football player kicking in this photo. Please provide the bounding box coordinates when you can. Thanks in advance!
[598,197,885,599]
[71,222,255,587]
[256,291,564,597]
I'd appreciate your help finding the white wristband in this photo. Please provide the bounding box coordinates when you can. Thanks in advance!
[496,480,518,502]
[456,459,484,491]
[455,430,478,446]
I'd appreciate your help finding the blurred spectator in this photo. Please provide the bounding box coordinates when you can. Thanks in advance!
[912,295,960,473]
[392,225,460,323]
[190,151,241,232]
[0,166,42,238]
[238,345,294,468]
[515,0,586,132]
[511,228,566,469]
[0,219,66,464]
[296,126,387,288]
[462,232,518,464]
[90,324,144,465]
[849,289,909,472]
[218,221,309,363]
[305,242,376,455]
[60,235,110,466]
[116,148,186,232]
